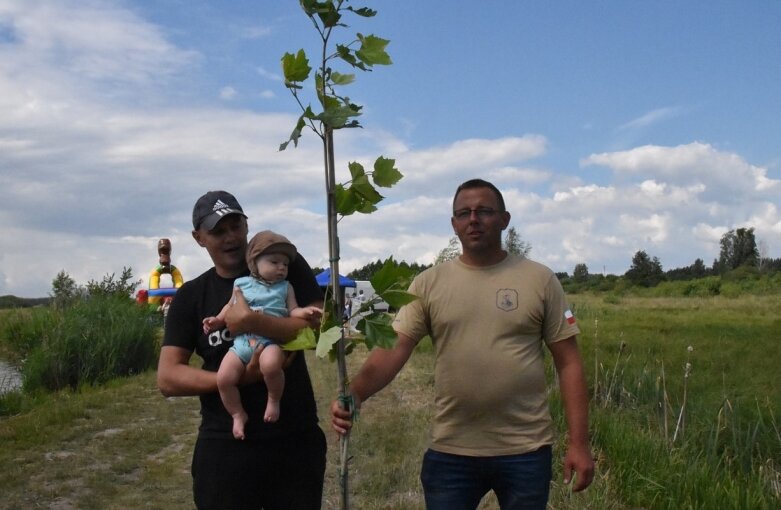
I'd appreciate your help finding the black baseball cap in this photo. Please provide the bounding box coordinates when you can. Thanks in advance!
[192,190,247,231]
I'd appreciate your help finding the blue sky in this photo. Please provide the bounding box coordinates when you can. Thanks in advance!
[1,0,779,297]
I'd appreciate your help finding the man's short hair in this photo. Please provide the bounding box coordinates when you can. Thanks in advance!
[453,179,506,212]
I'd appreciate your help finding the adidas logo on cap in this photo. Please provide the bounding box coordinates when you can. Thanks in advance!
[213,199,230,211]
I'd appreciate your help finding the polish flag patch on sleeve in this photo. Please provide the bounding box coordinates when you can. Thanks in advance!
[564,309,576,325]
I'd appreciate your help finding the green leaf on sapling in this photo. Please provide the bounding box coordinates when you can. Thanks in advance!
[348,161,366,180]
[355,200,378,214]
[337,44,368,71]
[330,71,356,85]
[283,327,317,351]
[335,185,358,215]
[347,6,377,17]
[355,34,392,66]
[372,156,402,187]
[282,49,311,83]
[316,326,343,358]
[279,115,307,151]
[363,314,397,350]
[351,174,384,204]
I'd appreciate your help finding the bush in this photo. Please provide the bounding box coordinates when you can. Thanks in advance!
[643,277,722,297]
[21,296,159,392]
[721,265,760,282]
[682,277,722,297]
[720,271,781,297]
[0,308,58,362]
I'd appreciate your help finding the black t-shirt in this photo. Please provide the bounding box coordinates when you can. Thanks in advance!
[163,254,324,440]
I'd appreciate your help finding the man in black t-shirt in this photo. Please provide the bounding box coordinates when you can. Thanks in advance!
[158,190,326,510]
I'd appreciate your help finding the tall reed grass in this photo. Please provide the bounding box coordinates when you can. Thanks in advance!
[572,294,781,508]
[0,296,159,396]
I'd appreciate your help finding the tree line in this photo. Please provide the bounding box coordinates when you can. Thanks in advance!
[342,226,779,292]
[567,227,779,288]
[2,227,776,310]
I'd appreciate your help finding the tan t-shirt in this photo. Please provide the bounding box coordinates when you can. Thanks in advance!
[393,254,579,456]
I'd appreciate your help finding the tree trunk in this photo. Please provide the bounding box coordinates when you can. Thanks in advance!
[324,129,351,509]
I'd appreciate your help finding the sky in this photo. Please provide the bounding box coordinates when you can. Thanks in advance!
[1,0,779,298]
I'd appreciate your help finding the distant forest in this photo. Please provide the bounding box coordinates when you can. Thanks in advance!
[336,226,781,286]
[0,295,50,309]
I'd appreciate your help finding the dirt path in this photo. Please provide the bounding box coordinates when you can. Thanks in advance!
[0,350,440,509]
[0,371,199,509]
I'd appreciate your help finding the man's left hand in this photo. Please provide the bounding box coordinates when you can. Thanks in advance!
[563,443,595,492]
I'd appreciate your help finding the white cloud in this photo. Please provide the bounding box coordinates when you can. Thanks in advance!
[580,142,780,203]
[257,66,282,82]
[420,136,546,167]
[746,203,781,235]
[619,106,684,131]
[490,166,552,186]
[0,0,197,86]
[552,184,616,204]
[398,136,548,188]
[506,143,780,276]
[220,86,237,100]
[621,213,670,244]
[239,25,272,40]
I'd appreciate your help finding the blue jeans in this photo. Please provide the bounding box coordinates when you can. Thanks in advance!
[420,446,552,510]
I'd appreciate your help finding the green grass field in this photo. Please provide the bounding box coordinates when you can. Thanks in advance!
[1,294,779,508]
[566,294,781,509]
[319,294,781,509]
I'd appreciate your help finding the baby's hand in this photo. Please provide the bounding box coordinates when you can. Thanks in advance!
[290,306,323,322]
[302,306,323,319]
[202,316,219,334]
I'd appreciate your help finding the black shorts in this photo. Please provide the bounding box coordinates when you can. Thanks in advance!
[192,426,327,510]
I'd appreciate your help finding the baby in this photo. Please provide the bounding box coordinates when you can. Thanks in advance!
[203,230,321,439]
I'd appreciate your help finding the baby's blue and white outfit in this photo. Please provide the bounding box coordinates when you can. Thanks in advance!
[229,276,289,365]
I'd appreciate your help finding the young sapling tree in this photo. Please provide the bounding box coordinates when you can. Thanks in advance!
[280,2,417,506]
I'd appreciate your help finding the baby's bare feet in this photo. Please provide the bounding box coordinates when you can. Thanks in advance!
[232,411,248,440]
[264,399,280,423]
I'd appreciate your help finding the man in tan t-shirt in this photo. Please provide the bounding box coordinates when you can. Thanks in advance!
[331,179,594,509]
